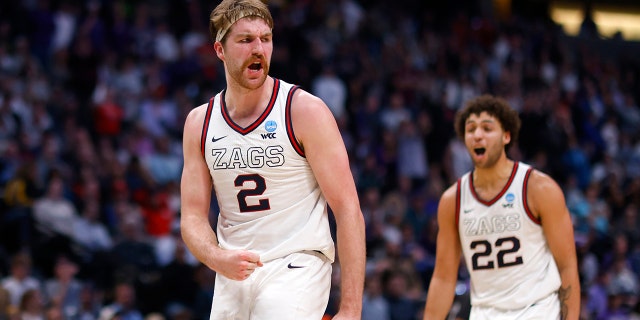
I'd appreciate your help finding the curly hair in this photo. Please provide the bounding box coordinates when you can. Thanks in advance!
[209,0,273,43]
[454,94,521,151]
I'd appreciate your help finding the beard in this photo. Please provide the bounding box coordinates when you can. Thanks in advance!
[227,58,270,90]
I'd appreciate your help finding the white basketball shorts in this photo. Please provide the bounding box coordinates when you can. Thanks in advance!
[210,250,332,320]
[469,292,560,320]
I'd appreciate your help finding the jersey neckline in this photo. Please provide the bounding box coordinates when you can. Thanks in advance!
[220,78,280,135]
[469,161,519,206]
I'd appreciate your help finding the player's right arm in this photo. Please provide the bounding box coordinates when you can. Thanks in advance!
[180,105,261,281]
[423,183,462,320]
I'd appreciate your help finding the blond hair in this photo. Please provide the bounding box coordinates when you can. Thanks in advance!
[209,0,274,43]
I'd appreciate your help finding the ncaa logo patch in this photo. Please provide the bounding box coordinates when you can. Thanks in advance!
[505,193,515,203]
[265,120,277,132]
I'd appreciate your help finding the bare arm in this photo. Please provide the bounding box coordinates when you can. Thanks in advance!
[528,171,580,320]
[180,105,261,281]
[180,106,217,267]
[291,90,366,319]
[423,184,462,320]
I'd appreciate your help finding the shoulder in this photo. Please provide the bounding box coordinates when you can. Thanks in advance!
[526,169,562,195]
[184,101,213,131]
[290,88,327,112]
[525,168,566,215]
[441,182,459,202]
[289,88,335,136]
[438,181,460,213]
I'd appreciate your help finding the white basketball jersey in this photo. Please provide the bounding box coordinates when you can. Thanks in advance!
[200,78,335,263]
[457,162,561,310]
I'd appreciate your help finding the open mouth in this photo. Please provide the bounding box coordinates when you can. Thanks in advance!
[474,148,486,156]
[248,62,262,71]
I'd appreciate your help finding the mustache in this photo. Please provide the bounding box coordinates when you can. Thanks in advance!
[245,55,266,67]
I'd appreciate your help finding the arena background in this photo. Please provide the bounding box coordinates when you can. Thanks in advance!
[0,0,639,319]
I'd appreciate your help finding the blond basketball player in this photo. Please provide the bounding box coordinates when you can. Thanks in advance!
[180,1,365,319]
[423,95,580,320]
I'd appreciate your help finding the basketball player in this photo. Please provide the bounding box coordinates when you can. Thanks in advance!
[423,95,580,319]
[180,1,365,319]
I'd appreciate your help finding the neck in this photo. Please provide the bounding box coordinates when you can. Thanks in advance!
[473,156,514,188]
[225,77,273,118]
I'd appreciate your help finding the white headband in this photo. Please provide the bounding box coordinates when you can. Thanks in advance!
[215,12,271,42]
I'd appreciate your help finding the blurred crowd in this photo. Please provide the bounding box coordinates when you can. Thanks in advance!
[0,0,639,319]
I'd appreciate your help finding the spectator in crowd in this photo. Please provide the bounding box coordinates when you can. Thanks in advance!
[17,288,46,320]
[108,211,159,288]
[379,91,411,134]
[382,268,422,320]
[43,254,83,318]
[0,286,11,320]
[1,161,39,252]
[72,199,113,254]
[75,283,102,320]
[395,120,429,189]
[361,273,390,320]
[32,174,77,240]
[1,252,41,309]
[141,136,182,187]
[157,239,199,316]
[98,282,143,320]
[312,63,348,122]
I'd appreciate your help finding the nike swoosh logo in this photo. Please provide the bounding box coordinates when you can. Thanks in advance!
[463,209,474,213]
[287,263,305,269]
[211,135,227,142]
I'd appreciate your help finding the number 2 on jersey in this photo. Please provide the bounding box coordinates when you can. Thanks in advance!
[235,174,270,212]
[470,236,523,270]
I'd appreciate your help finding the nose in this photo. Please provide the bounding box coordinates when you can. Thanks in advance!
[471,127,483,140]
[251,38,265,55]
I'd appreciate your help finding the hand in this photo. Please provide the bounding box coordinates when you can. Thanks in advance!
[215,249,263,281]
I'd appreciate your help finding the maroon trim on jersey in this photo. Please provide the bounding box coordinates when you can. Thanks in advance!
[220,78,280,135]
[522,167,541,225]
[470,161,519,206]
[200,96,215,157]
[285,85,304,157]
[455,178,461,227]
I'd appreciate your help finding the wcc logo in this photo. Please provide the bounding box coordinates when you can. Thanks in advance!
[261,120,277,139]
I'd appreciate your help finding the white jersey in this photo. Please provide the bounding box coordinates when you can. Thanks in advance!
[201,78,335,263]
[457,162,561,310]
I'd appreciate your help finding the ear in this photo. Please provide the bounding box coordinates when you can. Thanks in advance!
[214,41,224,61]
[503,131,511,145]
